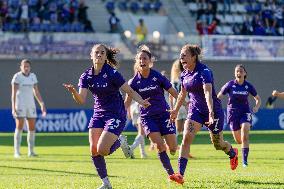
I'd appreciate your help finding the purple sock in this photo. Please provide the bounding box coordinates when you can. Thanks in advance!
[158,151,174,175]
[242,148,249,165]
[178,157,188,176]
[109,139,120,155]
[91,155,107,179]
[226,147,236,159]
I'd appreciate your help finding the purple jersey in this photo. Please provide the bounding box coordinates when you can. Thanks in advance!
[78,63,126,117]
[181,62,222,115]
[129,69,172,117]
[220,80,257,112]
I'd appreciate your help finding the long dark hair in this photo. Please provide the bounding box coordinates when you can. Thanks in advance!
[235,64,247,79]
[91,44,120,68]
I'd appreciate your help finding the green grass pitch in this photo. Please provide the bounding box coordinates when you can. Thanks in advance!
[0,131,283,189]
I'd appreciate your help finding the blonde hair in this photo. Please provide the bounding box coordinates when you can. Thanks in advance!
[170,59,182,82]
[91,44,120,68]
[134,44,154,72]
[181,44,202,62]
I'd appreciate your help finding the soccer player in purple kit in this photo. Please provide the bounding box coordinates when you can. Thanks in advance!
[170,44,239,184]
[63,44,150,189]
[218,64,261,167]
[124,45,182,184]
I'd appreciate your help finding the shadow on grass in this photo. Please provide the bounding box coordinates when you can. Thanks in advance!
[236,180,284,186]
[0,165,119,178]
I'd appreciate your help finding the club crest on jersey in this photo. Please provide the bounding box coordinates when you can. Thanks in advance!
[137,81,141,84]
[232,85,236,88]
[152,77,157,81]
[103,73,107,78]
[245,85,248,89]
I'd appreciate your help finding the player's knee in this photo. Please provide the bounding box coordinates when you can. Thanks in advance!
[236,139,242,144]
[156,143,166,152]
[242,135,249,143]
[168,144,177,154]
[97,147,109,156]
[90,145,98,156]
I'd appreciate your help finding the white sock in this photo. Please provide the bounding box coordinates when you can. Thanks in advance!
[139,136,146,156]
[102,176,111,186]
[14,128,23,154]
[130,135,143,151]
[27,130,35,154]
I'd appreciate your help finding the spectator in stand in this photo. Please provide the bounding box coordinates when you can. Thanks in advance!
[136,18,148,44]
[78,0,88,23]
[0,1,8,30]
[262,1,274,32]
[109,12,120,33]
[223,0,231,14]
[241,15,253,35]
[196,19,217,35]
[252,14,266,35]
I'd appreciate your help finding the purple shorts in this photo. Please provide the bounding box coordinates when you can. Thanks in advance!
[140,113,176,137]
[187,108,224,134]
[227,109,252,131]
[88,114,126,136]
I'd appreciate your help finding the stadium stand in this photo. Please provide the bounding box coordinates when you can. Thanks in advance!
[0,0,94,32]
[185,0,284,36]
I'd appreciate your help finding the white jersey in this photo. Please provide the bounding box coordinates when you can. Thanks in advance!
[172,79,188,120]
[11,72,38,108]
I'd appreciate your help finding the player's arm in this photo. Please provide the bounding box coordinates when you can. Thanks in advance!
[203,83,214,125]
[272,90,284,99]
[63,83,87,105]
[33,84,47,116]
[252,94,261,113]
[217,91,225,99]
[120,82,150,108]
[124,93,133,111]
[11,83,18,116]
[170,86,187,121]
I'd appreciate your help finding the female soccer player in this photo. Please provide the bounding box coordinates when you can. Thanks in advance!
[63,44,150,189]
[124,45,181,183]
[129,101,147,158]
[169,60,193,159]
[218,64,261,167]
[11,59,46,158]
[170,44,238,184]
[272,90,284,99]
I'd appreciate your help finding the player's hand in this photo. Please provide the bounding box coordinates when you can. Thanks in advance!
[12,109,17,117]
[169,109,178,123]
[252,106,259,113]
[63,83,76,93]
[41,103,47,117]
[140,97,151,109]
[272,90,279,97]
[205,112,215,126]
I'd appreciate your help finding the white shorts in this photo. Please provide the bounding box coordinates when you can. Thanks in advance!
[177,107,187,120]
[15,106,37,118]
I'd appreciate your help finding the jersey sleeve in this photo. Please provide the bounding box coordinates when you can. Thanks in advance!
[112,69,126,88]
[248,83,257,97]
[220,81,231,95]
[200,68,213,84]
[159,74,172,91]
[32,73,38,84]
[78,72,89,89]
[11,73,19,84]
